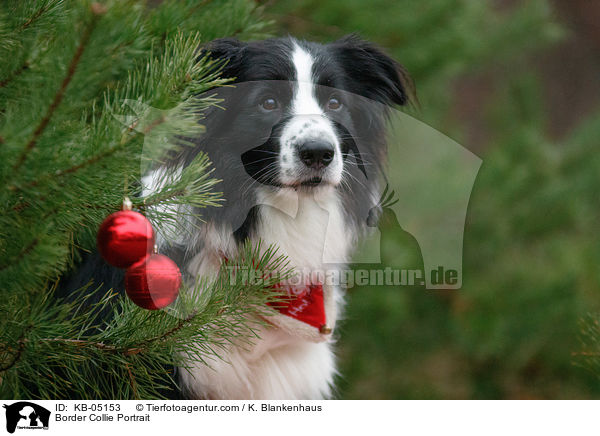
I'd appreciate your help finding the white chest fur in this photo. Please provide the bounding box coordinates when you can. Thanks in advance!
[180,187,349,399]
[255,187,351,269]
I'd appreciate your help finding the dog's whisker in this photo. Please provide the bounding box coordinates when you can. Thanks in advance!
[241,166,279,196]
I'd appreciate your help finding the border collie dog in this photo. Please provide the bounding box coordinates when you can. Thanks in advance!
[144,35,411,399]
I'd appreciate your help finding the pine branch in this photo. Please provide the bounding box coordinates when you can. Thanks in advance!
[121,309,200,356]
[0,238,38,272]
[575,314,600,377]
[0,328,30,373]
[573,351,600,357]
[18,309,200,359]
[20,3,51,31]
[0,341,24,373]
[0,243,291,398]
[125,363,139,399]
[9,114,165,193]
[0,62,28,89]
[12,4,105,172]
[0,0,274,400]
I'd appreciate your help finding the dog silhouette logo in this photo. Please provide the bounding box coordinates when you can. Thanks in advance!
[117,79,482,293]
[3,402,50,433]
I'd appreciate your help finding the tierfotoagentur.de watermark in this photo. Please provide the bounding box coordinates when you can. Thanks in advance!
[223,265,460,289]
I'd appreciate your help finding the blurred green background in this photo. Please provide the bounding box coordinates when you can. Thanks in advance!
[263,0,600,398]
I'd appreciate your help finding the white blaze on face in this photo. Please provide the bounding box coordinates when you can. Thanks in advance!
[291,45,323,116]
[278,43,343,186]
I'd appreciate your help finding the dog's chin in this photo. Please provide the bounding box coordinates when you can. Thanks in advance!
[300,176,325,187]
[279,176,338,191]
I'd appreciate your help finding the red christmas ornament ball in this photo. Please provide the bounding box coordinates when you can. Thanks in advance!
[125,254,181,310]
[97,210,155,268]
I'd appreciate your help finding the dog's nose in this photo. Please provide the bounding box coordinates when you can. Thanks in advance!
[298,140,334,169]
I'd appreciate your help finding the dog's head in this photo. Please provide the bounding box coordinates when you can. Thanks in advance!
[197,35,410,187]
[172,35,412,244]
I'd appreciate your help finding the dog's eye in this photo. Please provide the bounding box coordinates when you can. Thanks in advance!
[327,97,341,110]
[260,97,278,111]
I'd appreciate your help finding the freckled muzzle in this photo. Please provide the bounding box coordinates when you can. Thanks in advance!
[278,114,343,187]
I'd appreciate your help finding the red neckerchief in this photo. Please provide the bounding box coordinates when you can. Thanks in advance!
[267,283,327,331]
[222,253,329,333]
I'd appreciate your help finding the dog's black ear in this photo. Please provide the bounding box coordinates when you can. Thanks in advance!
[331,34,413,106]
[199,38,246,80]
